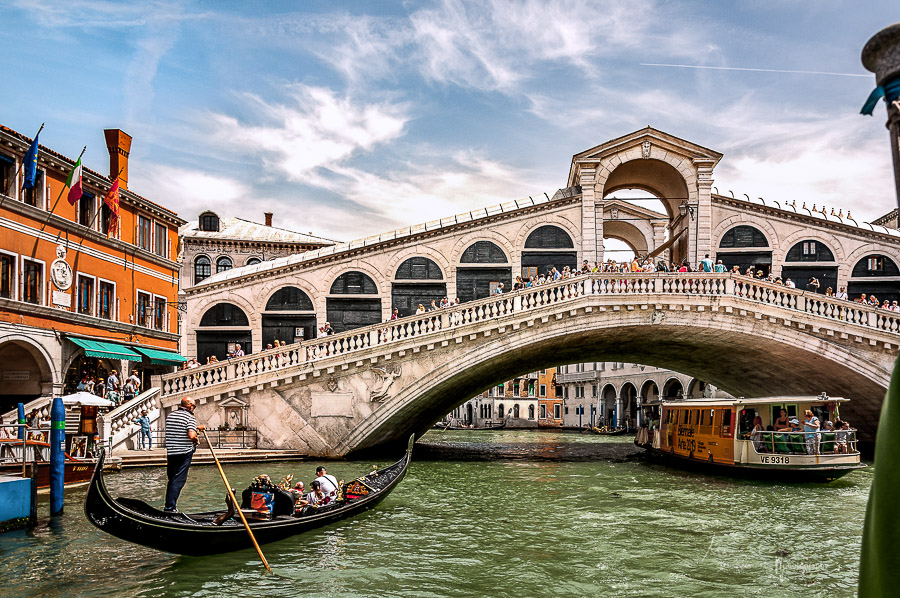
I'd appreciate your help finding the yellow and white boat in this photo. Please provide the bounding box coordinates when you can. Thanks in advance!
[635,394,865,481]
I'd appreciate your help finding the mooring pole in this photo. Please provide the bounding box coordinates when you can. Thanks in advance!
[862,23,900,207]
[49,397,65,516]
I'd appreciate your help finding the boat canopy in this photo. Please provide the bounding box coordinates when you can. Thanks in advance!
[659,395,847,409]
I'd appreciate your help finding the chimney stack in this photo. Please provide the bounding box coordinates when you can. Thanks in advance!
[264,212,273,227]
[103,129,132,190]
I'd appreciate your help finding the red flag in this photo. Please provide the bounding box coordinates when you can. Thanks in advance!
[103,179,120,236]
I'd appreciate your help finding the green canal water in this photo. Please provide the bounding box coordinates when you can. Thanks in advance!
[0,430,869,597]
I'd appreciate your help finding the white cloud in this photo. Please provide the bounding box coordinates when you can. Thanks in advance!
[129,165,253,222]
[207,85,408,181]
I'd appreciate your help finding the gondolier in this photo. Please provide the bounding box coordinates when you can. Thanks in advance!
[164,397,205,513]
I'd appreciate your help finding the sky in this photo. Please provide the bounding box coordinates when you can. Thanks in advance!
[1,1,899,242]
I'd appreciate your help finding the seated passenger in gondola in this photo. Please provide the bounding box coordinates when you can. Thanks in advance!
[290,481,309,514]
[305,480,328,507]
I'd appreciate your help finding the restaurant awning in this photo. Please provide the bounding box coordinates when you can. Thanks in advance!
[68,338,143,362]
[133,346,187,367]
[61,391,115,407]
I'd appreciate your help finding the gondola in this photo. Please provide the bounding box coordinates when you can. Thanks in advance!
[84,435,414,556]
[588,426,627,436]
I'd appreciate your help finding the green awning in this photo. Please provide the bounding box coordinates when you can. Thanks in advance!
[133,346,187,367]
[68,338,143,362]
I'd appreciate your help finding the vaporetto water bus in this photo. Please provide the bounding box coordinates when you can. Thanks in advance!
[634,395,865,481]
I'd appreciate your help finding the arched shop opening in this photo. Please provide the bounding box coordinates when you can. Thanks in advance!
[848,254,900,303]
[196,303,252,364]
[781,240,837,293]
[620,382,637,429]
[326,271,381,334]
[663,378,684,400]
[0,340,53,413]
[521,225,577,278]
[715,225,771,275]
[262,287,317,347]
[601,383,617,426]
[456,241,511,303]
[392,257,447,317]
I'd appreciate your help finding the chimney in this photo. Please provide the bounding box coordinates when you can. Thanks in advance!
[264,212,273,227]
[104,129,132,190]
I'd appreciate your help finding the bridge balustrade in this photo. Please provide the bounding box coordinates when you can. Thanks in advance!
[162,273,897,397]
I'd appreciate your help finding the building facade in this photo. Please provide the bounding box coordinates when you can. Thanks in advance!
[179,211,334,362]
[447,368,560,428]
[0,124,185,415]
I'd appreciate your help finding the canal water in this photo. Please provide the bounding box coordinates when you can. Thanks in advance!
[0,430,869,597]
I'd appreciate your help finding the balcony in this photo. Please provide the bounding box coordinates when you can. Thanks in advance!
[556,370,602,383]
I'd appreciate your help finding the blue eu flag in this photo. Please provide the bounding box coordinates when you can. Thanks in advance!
[22,130,40,191]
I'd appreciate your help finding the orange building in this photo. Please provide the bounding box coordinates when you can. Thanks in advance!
[537,367,563,427]
[0,124,185,414]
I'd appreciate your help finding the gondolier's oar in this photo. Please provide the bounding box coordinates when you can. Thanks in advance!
[201,429,272,574]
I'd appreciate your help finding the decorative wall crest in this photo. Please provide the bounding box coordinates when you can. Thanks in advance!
[641,140,652,159]
[370,366,401,402]
[327,376,338,393]
[50,244,73,291]
[650,310,665,324]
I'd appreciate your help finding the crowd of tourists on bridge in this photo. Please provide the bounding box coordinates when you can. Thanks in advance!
[73,369,143,406]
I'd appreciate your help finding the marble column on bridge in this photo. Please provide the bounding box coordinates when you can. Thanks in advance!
[863,23,900,206]
[579,167,599,264]
[651,221,669,263]
[615,395,623,428]
[692,157,716,266]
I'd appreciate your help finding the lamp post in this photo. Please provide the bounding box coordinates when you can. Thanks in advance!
[862,23,900,206]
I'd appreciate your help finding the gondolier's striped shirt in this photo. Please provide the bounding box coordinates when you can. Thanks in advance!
[165,408,197,455]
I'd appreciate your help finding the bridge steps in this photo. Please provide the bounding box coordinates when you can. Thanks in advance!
[116,448,309,468]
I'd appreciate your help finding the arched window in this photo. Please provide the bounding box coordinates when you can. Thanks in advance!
[330,271,378,294]
[199,303,249,326]
[194,255,211,284]
[460,241,508,263]
[395,257,443,280]
[199,212,219,232]
[852,254,900,277]
[785,240,835,262]
[265,287,314,311]
[528,404,535,420]
[246,257,261,266]
[514,404,520,418]
[524,225,574,248]
[498,403,505,419]
[718,226,768,248]
[216,256,233,273]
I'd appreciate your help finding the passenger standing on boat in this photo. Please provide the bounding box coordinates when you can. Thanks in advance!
[803,410,820,455]
[315,466,339,501]
[163,397,205,513]
[751,416,766,452]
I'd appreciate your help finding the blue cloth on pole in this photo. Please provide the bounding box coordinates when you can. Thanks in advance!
[861,78,900,115]
[50,397,65,516]
[17,404,25,441]
[21,132,40,190]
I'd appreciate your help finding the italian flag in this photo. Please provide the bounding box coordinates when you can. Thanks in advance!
[65,157,83,205]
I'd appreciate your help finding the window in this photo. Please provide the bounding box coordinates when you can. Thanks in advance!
[246,257,262,266]
[101,200,114,236]
[22,259,42,304]
[155,223,168,258]
[554,404,561,419]
[216,256,233,273]
[98,280,115,320]
[330,271,377,294]
[153,296,166,330]
[592,384,597,397]
[136,291,151,327]
[539,384,546,397]
[868,256,884,273]
[77,275,94,316]
[395,257,443,280]
[0,153,14,198]
[498,404,505,418]
[524,225,574,249]
[136,215,152,251]
[23,170,44,207]
[460,241,508,263]
[718,225,769,248]
[528,405,535,420]
[786,240,835,262]
[79,192,96,227]
[1,253,14,299]
[540,369,546,375]
[199,212,219,232]
[540,404,547,419]
[194,256,211,284]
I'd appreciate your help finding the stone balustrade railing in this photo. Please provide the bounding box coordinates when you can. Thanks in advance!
[97,387,162,453]
[161,272,899,398]
[1,396,52,427]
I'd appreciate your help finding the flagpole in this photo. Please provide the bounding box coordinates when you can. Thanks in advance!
[0,123,44,208]
[39,146,86,233]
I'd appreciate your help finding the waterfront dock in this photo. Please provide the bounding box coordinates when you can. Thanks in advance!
[115,448,308,468]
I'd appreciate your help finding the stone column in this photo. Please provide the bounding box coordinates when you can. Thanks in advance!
[579,167,598,264]
[862,23,900,206]
[651,221,668,262]
[693,157,716,267]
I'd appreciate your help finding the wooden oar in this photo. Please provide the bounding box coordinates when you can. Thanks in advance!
[201,429,272,573]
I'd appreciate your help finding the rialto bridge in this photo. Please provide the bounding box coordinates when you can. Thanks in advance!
[155,127,900,456]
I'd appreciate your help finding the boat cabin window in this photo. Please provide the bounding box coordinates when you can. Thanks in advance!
[719,409,732,437]
[699,409,714,434]
[738,408,756,437]
[811,404,830,426]
[771,404,798,423]
[680,410,690,424]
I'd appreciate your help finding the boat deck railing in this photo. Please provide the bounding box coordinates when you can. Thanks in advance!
[745,429,858,456]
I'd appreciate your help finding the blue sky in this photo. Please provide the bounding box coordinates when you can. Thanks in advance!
[1,1,898,241]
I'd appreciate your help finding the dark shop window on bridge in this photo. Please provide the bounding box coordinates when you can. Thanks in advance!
[263,286,317,347]
[197,303,251,364]
[782,240,837,293]
[848,254,900,303]
[326,271,381,333]
[716,225,771,275]
[521,225,577,278]
[456,241,511,303]
[392,257,447,317]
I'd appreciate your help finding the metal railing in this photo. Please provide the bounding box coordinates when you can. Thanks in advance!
[161,272,900,398]
[745,429,858,455]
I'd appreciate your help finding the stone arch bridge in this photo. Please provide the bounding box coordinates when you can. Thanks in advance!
[157,273,900,456]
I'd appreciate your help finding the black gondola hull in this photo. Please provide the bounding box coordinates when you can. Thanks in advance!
[84,436,413,556]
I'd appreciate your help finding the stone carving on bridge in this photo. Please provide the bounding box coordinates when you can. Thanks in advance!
[327,376,338,392]
[370,366,402,402]
[650,310,665,324]
[641,140,651,159]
